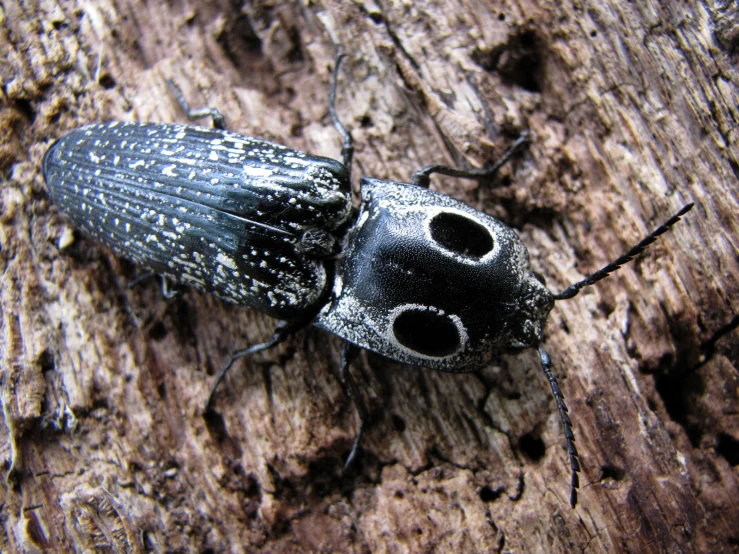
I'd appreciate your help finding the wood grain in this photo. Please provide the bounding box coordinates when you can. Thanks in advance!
[1,0,737,552]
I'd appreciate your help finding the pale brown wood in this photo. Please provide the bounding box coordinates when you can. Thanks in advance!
[1,0,738,552]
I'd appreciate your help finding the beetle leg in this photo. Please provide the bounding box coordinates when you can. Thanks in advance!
[339,341,368,469]
[126,269,155,290]
[204,319,308,412]
[126,271,181,299]
[328,52,355,175]
[410,131,529,188]
[166,79,226,130]
[160,276,182,299]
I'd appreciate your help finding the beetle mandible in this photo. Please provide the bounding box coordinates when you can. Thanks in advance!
[43,53,693,507]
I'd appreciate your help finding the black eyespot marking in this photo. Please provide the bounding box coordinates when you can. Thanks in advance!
[392,308,461,357]
[429,211,493,259]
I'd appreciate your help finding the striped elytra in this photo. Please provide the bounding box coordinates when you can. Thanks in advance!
[43,121,352,320]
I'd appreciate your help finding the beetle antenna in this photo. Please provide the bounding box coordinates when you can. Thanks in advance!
[553,203,694,301]
[538,346,580,507]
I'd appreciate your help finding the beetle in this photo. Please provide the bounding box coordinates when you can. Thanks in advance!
[43,54,693,507]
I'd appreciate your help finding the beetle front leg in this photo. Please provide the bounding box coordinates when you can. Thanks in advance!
[338,342,369,469]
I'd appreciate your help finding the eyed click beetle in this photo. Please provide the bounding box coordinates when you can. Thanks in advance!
[42,54,694,508]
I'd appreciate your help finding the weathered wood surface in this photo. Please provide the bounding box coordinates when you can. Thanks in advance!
[1,0,738,552]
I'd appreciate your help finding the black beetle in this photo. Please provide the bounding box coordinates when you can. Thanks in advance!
[43,54,693,507]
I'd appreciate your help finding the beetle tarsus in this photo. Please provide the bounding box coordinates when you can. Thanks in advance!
[126,271,181,299]
[126,270,155,290]
[161,276,182,299]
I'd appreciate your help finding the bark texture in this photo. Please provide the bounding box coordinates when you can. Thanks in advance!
[1,0,738,552]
